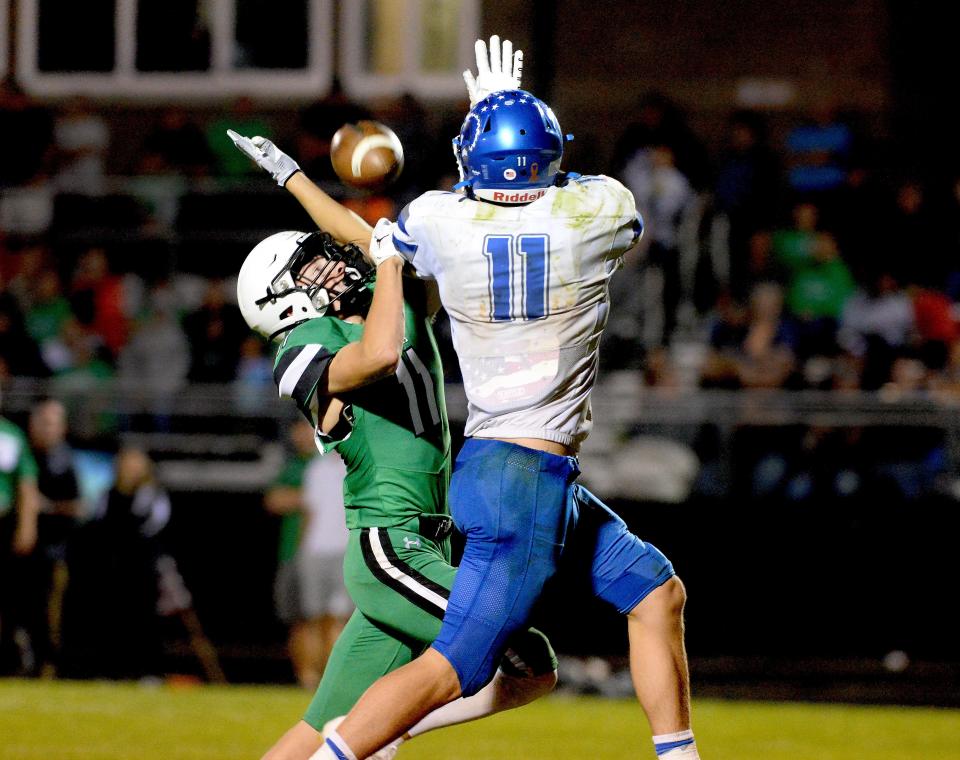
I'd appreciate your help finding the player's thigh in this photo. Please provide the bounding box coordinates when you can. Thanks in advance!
[303,608,420,730]
[434,439,577,696]
[572,485,676,614]
[344,527,455,644]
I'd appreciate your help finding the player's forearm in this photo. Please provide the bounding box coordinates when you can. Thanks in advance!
[325,257,405,392]
[358,257,405,372]
[285,173,373,252]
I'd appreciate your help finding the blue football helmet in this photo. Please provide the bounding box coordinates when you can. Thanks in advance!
[453,89,567,204]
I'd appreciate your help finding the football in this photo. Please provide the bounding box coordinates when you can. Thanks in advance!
[330,120,404,191]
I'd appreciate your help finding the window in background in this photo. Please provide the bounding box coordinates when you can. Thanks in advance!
[340,0,479,99]
[37,0,115,72]
[1,0,8,78]
[420,0,460,73]
[136,0,210,72]
[235,0,309,69]
[16,0,332,99]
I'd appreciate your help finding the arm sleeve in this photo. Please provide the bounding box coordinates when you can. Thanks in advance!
[273,320,350,423]
[604,177,644,261]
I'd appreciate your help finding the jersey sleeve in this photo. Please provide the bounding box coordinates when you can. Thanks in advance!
[273,319,351,421]
[594,175,644,261]
[375,192,454,281]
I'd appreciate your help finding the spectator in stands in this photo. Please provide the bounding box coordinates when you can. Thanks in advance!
[611,91,710,191]
[139,107,213,178]
[183,279,246,383]
[25,270,73,360]
[0,397,42,675]
[838,271,915,390]
[49,319,116,443]
[0,272,49,379]
[700,283,797,390]
[772,201,819,271]
[233,335,274,414]
[265,421,351,690]
[713,111,780,299]
[52,98,110,194]
[4,238,51,312]
[622,143,697,347]
[783,100,852,200]
[773,204,855,362]
[61,448,172,679]
[885,179,941,288]
[118,284,190,431]
[21,398,82,676]
[69,247,131,360]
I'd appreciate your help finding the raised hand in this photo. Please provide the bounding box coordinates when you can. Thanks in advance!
[227,129,301,187]
[463,34,523,106]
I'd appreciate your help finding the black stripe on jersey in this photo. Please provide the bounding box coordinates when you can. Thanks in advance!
[359,529,446,620]
[400,352,428,434]
[291,350,334,410]
[399,350,438,436]
[378,530,451,601]
[273,344,305,388]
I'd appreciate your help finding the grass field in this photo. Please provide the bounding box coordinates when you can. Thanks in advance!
[1,679,958,760]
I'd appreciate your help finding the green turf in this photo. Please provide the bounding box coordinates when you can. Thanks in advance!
[1,679,957,759]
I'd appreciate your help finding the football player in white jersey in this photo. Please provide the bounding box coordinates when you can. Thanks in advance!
[232,36,699,760]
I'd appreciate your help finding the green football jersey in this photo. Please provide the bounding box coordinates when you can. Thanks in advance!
[273,283,450,530]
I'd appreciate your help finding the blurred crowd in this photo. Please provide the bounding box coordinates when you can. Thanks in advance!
[4,82,960,397]
[4,80,960,508]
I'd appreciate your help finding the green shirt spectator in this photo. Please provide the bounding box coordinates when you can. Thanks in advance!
[271,455,309,564]
[783,232,856,320]
[0,417,38,516]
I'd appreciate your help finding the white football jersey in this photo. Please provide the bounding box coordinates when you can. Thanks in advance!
[377,174,641,448]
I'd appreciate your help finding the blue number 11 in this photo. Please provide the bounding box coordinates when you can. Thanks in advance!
[483,234,550,321]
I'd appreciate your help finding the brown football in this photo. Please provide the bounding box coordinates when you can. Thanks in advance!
[330,120,404,190]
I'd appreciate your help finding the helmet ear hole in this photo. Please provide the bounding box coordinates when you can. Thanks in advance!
[280,305,294,319]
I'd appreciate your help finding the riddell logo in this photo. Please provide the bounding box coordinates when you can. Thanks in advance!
[492,189,546,203]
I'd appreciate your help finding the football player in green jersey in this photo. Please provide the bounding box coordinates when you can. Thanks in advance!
[233,136,557,760]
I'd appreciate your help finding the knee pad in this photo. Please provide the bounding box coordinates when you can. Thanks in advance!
[499,626,558,678]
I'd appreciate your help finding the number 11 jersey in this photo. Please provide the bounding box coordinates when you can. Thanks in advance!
[383,174,642,449]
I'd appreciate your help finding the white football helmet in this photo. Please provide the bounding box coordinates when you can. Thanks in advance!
[238,230,372,341]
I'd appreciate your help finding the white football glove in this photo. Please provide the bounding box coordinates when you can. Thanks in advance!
[226,129,301,187]
[463,34,523,106]
[369,217,402,267]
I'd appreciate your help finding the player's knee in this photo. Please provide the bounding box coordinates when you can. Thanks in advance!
[629,576,686,625]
